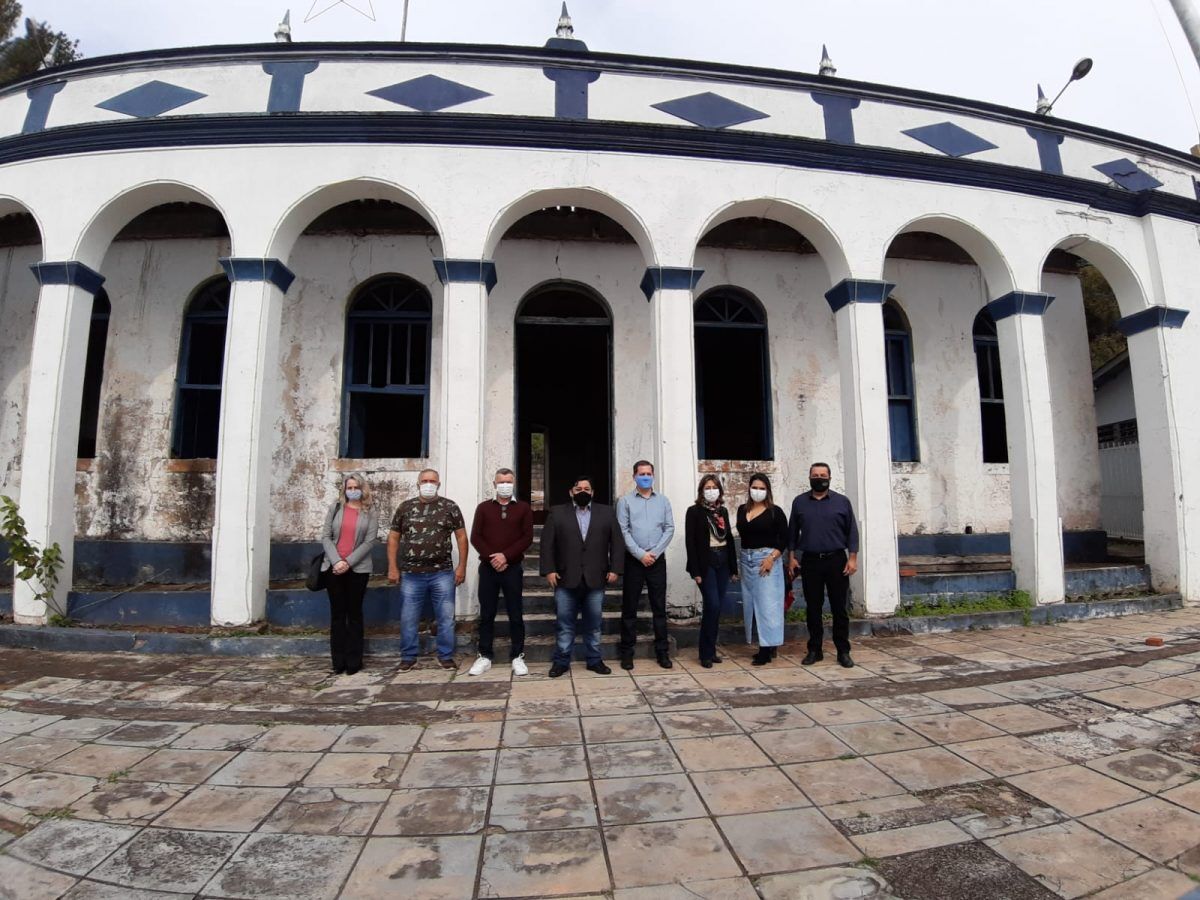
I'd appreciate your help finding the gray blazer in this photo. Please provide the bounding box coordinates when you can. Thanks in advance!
[321,503,379,574]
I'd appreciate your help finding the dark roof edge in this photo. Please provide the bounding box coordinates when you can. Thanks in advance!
[3,41,1198,170]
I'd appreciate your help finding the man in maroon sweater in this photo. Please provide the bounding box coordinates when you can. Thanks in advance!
[468,468,534,676]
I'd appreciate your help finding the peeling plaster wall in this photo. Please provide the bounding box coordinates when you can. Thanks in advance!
[0,244,40,498]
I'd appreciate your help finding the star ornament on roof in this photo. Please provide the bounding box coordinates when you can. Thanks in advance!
[304,0,377,22]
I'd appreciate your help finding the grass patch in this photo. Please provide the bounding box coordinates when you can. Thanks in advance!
[858,856,882,870]
[33,807,75,820]
[106,769,130,783]
[47,613,73,628]
[894,590,1032,619]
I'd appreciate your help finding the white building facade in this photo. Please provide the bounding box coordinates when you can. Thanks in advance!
[0,31,1197,626]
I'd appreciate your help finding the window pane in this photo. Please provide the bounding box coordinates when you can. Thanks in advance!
[346,391,425,458]
[695,328,769,459]
[889,399,916,462]
[185,322,227,386]
[174,387,222,459]
[981,402,1008,463]
[369,324,389,388]
[350,323,371,384]
[988,345,1003,400]
[78,313,110,458]
[409,322,429,385]
[390,323,410,385]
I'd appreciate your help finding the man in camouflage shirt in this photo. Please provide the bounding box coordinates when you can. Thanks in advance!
[388,468,468,670]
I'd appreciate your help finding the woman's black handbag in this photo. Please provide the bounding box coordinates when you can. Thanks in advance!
[305,552,327,592]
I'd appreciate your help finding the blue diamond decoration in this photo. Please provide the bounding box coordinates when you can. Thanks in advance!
[1095,158,1163,193]
[902,122,998,157]
[367,74,491,112]
[651,92,769,129]
[96,80,207,118]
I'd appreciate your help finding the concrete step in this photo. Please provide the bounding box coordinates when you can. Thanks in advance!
[1064,564,1151,597]
[487,633,677,663]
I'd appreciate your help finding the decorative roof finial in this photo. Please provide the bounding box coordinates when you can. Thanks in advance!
[819,44,836,77]
[38,37,59,70]
[275,9,293,43]
[1035,84,1051,115]
[556,2,574,39]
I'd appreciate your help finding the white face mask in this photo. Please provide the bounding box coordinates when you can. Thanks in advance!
[418,482,438,499]
[495,483,514,499]
[703,488,720,503]
[749,488,767,503]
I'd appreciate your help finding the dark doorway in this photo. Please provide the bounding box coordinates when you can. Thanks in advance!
[515,284,613,521]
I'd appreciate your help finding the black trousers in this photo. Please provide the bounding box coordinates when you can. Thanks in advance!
[619,553,669,656]
[327,570,369,670]
[799,551,851,655]
[477,563,524,659]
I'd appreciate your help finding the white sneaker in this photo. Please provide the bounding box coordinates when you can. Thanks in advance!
[468,656,492,676]
[511,654,529,677]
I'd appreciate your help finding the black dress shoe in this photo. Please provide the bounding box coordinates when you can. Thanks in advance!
[837,653,855,669]
[656,654,674,669]
[331,666,346,676]
[699,659,714,668]
[751,647,773,666]
[801,650,823,666]
[587,662,612,675]
[712,655,723,664]
[345,666,361,676]
[620,657,634,671]
[548,663,569,678]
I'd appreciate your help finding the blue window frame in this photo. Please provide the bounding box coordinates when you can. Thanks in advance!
[342,275,432,458]
[694,287,773,460]
[883,300,918,462]
[78,289,111,459]
[171,278,229,459]
[973,308,1008,463]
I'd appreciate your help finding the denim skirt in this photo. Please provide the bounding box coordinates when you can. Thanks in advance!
[739,547,785,647]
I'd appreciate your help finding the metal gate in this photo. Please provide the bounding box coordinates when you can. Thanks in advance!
[1098,423,1143,540]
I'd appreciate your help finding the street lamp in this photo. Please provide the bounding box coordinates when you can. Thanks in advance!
[1036,58,1094,115]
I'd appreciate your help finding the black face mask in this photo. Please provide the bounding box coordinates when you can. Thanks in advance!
[573,491,593,508]
[810,478,831,493]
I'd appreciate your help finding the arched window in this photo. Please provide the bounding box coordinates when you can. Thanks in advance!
[973,308,1008,463]
[343,275,432,458]
[77,290,111,459]
[883,300,918,462]
[694,287,772,460]
[171,278,230,459]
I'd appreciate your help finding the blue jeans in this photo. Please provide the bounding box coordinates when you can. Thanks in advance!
[698,559,731,662]
[739,548,784,647]
[554,584,604,667]
[400,570,456,661]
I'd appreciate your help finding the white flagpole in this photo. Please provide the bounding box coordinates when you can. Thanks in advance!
[401,0,411,40]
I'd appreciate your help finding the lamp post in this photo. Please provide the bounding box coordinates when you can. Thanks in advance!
[1035,58,1093,116]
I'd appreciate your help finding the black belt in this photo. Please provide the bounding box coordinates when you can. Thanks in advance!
[802,550,846,560]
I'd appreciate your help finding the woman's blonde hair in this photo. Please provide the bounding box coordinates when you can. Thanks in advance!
[338,472,372,508]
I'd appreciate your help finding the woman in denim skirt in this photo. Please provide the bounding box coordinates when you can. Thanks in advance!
[735,472,789,666]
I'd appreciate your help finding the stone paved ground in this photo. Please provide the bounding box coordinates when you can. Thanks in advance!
[2,611,1200,898]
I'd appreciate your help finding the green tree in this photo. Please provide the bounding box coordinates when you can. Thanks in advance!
[1080,264,1127,370]
[0,0,80,86]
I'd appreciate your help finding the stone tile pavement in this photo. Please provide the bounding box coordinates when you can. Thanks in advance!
[1,609,1200,897]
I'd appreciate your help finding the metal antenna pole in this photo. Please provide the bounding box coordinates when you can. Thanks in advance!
[401,0,411,40]
[1168,0,1200,68]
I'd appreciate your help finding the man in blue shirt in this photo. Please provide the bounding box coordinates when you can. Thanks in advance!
[616,460,675,669]
[786,462,859,668]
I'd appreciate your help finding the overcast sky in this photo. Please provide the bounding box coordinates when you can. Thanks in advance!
[20,0,1200,152]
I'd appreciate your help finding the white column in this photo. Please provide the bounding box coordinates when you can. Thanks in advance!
[209,259,292,626]
[434,260,491,617]
[645,267,702,613]
[826,280,901,615]
[989,292,1065,605]
[12,263,105,623]
[1119,307,1198,600]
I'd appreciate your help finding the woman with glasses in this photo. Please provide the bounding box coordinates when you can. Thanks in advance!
[320,472,379,675]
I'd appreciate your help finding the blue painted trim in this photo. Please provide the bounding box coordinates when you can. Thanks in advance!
[900,570,1015,597]
[432,258,498,293]
[896,530,1108,563]
[640,267,704,301]
[22,81,65,134]
[986,291,1055,321]
[902,121,998,158]
[218,257,295,293]
[29,261,106,295]
[367,74,491,112]
[1094,158,1164,193]
[95,80,207,118]
[1064,565,1149,596]
[1025,127,1064,175]
[1116,305,1189,336]
[652,91,768,129]
[3,115,1200,228]
[542,66,601,119]
[262,60,319,113]
[824,279,894,313]
[811,92,858,144]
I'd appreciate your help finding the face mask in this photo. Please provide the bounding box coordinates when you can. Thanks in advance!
[810,478,831,493]
[419,482,438,499]
[703,488,720,503]
[573,490,592,508]
[345,489,362,501]
[495,483,514,499]
[635,474,654,490]
[749,488,767,503]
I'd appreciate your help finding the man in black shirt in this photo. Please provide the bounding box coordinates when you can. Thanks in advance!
[787,462,860,668]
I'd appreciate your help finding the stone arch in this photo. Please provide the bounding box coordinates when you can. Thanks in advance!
[885,213,1016,300]
[73,181,231,270]
[483,187,656,266]
[692,198,851,286]
[266,178,444,265]
[1038,234,1149,318]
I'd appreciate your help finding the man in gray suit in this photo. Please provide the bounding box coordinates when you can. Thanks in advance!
[540,476,625,677]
